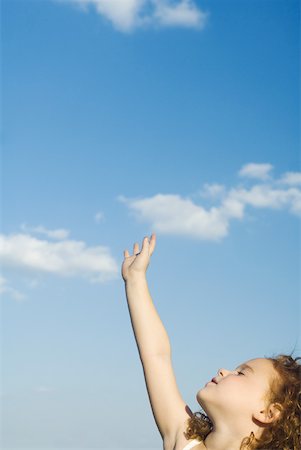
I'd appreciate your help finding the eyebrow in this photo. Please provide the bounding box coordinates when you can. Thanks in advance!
[236,364,254,373]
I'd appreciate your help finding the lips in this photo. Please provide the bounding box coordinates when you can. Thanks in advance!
[205,377,218,387]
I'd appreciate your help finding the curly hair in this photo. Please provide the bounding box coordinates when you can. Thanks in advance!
[184,354,301,450]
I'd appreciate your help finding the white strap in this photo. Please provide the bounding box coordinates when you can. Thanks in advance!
[182,439,201,450]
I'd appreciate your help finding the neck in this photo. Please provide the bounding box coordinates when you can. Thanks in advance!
[204,431,240,450]
[203,423,257,450]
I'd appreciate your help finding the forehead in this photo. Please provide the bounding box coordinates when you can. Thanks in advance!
[239,358,275,375]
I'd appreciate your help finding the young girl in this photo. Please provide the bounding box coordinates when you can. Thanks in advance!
[122,234,301,450]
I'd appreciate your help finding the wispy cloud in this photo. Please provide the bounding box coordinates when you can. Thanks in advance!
[227,184,301,213]
[278,171,301,186]
[154,0,207,28]
[20,224,70,240]
[199,183,226,199]
[0,232,118,282]
[95,211,105,224]
[0,276,26,301]
[120,164,301,241]
[238,162,273,180]
[59,0,208,32]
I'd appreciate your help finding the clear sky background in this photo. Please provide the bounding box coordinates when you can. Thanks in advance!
[1,0,300,449]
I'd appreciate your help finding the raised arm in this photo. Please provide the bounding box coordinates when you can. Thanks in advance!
[122,235,191,445]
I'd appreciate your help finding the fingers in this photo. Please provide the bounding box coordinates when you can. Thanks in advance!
[149,233,156,255]
[141,233,156,255]
[140,236,149,254]
[124,234,156,258]
[133,242,140,255]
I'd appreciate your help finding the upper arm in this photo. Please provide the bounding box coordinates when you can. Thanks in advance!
[140,353,192,441]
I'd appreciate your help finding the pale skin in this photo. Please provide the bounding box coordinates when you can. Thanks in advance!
[122,235,282,450]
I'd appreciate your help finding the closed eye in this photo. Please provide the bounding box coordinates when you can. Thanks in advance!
[237,371,245,375]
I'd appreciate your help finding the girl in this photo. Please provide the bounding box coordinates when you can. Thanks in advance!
[122,234,300,450]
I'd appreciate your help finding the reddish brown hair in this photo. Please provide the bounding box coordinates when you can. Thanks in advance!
[184,354,301,449]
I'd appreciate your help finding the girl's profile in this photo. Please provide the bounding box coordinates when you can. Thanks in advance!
[122,234,301,450]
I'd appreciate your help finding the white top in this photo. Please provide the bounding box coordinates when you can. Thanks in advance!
[182,439,202,450]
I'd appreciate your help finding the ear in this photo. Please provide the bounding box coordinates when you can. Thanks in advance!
[254,403,283,424]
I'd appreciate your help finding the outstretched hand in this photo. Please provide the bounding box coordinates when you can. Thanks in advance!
[122,234,156,281]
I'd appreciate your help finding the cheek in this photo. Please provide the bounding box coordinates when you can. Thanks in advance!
[198,380,252,406]
[217,380,267,410]
[197,378,269,417]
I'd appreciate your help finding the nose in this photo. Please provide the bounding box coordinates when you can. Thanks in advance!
[217,367,231,377]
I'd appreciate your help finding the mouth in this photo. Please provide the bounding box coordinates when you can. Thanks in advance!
[204,377,218,387]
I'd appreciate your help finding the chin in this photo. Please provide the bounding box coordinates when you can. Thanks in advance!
[195,395,212,420]
[196,389,206,406]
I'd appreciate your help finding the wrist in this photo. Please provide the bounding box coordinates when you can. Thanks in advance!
[125,272,148,285]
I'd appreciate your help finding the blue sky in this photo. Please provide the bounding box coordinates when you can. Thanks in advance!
[1,0,300,448]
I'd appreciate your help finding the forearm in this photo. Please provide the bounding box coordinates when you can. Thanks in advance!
[125,274,171,359]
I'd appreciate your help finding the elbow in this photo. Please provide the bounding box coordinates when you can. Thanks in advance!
[140,351,172,365]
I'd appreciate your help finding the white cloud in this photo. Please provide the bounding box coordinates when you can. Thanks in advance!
[60,0,208,32]
[154,0,208,28]
[238,163,273,180]
[20,224,70,240]
[278,171,301,186]
[121,194,231,241]
[0,233,118,283]
[121,164,301,241]
[228,185,301,214]
[74,0,146,31]
[0,276,26,301]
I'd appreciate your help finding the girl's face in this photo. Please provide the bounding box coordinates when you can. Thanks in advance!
[197,358,278,426]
